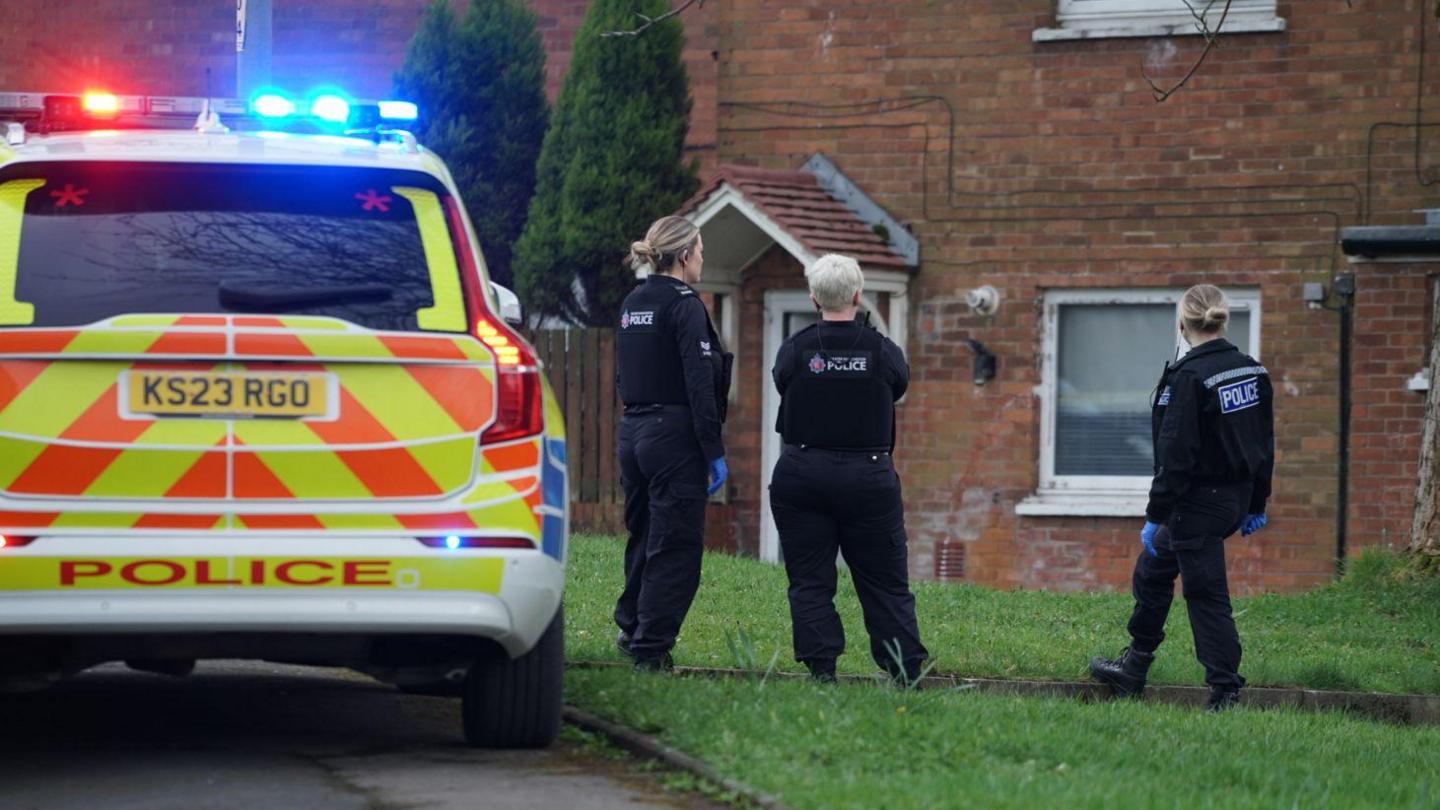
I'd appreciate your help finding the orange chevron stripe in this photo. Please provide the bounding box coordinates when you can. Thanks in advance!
[8,445,124,495]
[237,514,326,529]
[234,317,286,328]
[164,448,227,499]
[377,335,468,361]
[334,447,443,497]
[484,442,540,474]
[176,316,227,326]
[134,513,223,529]
[232,440,295,499]
[306,389,396,444]
[145,331,227,356]
[406,365,493,432]
[0,360,48,412]
[0,511,60,527]
[0,330,80,354]
[60,385,153,443]
[235,332,314,357]
[396,511,479,531]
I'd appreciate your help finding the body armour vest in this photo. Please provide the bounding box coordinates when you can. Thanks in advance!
[617,276,729,414]
[778,323,895,450]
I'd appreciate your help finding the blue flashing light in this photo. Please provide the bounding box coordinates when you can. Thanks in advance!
[251,93,295,118]
[444,535,461,550]
[309,94,351,124]
[379,101,418,121]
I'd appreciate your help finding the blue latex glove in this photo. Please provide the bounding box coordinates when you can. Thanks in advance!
[1241,513,1268,537]
[1141,521,1161,557]
[707,457,728,497]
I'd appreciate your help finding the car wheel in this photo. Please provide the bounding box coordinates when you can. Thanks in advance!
[462,606,563,748]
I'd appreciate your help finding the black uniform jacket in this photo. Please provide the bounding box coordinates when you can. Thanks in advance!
[772,317,909,451]
[616,274,732,462]
[1145,338,1275,524]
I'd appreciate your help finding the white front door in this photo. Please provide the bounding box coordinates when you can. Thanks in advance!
[759,290,889,563]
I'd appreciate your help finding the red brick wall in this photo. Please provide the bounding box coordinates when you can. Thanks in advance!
[701,0,1440,593]
[1348,263,1435,552]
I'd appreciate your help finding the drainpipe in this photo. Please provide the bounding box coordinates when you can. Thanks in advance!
[236,0,273,99]
[1331,273,1356,576]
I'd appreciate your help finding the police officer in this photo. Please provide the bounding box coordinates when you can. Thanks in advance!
[614,215,731,672]
[1090,284,1274,711]
[770,254,928,684]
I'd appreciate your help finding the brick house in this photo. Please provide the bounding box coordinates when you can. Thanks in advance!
[3,0,1435,593]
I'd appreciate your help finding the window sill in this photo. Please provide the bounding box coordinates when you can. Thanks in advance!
[1032,16,1285,42]
[1016,492,1148,517]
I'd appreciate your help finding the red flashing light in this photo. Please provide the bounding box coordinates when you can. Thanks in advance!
[417,536,536,550]
[82,93,120,116]
[0,535,35,549]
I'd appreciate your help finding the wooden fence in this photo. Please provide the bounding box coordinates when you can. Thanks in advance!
[531,328,625,533]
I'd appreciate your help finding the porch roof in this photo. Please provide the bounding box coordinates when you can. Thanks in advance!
[677,164,913,272]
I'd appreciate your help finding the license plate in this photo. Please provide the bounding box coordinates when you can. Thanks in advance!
[126,371,330,418]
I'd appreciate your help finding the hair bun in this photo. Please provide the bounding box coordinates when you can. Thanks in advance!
[1202,305,1229,330]
[629,240,660,271]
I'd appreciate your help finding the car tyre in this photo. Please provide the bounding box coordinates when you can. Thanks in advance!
[462,605,563,748]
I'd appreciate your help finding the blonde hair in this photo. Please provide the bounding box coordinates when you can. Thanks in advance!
[1181,284,1230,335]
[806,254,865,311]
[629,216,699,276]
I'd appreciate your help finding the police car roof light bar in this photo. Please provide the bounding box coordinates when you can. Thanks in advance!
[0,90,419,137]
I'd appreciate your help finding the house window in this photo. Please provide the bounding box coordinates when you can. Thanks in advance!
[1017,288,1261,516]
[1034,0,1285,42]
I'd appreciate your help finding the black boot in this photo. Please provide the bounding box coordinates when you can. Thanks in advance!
[805,659,837,684]
[632,651,674,673]
[616,630,635,660]
[1205,688,1241,712]
[1089,647,1155,698]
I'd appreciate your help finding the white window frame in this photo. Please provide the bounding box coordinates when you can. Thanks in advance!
[1017,287,1261,517]
[1034,0,1285,42]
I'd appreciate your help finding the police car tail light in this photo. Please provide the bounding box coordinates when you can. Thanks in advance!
[478,312,543,443]
[417,536,535,550]
[0,535,35,549]
[445,197,544,444]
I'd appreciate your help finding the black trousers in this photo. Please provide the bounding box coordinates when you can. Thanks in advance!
[1127,482,1250,690]
[614,407,709,659]
[770,445,928,677]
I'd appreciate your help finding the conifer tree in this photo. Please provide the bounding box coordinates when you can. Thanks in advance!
[394,0,548,288]
[512,0,698,324]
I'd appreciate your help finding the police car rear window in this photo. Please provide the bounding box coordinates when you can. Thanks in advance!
[0,162,464,332]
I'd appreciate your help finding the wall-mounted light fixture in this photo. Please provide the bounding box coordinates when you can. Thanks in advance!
[966,338,997,386]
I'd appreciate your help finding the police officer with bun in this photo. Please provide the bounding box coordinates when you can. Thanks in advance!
[1090,284,1274,711]
[770,254,928,684]
[614,215,732,672]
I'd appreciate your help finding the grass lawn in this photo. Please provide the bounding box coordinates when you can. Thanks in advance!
[564,535,1440,694]
[565,668,1440,809]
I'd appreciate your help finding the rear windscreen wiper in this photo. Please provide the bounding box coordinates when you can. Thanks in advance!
[218,280,393,311]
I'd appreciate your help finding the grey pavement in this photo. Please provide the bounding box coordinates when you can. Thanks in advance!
[0,661,716,810]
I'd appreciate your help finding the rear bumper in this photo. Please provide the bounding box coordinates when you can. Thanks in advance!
[0,536,563,658]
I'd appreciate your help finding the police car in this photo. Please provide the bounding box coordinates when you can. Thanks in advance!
[0,90,568,748]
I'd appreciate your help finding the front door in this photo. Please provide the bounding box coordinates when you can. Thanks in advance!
[759,291,819,562]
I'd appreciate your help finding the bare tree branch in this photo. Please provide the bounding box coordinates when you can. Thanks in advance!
[1143,0,1233,102]
[600,0,705,38]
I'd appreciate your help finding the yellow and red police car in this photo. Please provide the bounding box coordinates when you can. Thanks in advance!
[0,90,568,748]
